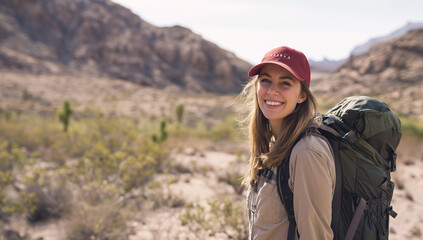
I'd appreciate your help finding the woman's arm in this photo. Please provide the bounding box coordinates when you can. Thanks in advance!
[289,136,335,240]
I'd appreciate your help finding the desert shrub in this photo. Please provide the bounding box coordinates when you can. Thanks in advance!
[167,114,241,143]
[66,181,131,240]
[0,171,14,216]
[401,117,423,139]
[410,226,422,238]
[143,181,186,210]
[0,142,27,171]
[0,111,146,164]
[0,113,61,152]
[0,110,186,233]
[0,109,19,122]
[65,129,170,193]
[179,197,248,239]
[219,172,245,195]
[0,142,36,218]
[209,115,239,141]
[120,140,170,193]
[169,162,193,174]
[25,168,72,222]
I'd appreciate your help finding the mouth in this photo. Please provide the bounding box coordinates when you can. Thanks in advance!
[265,100,283,106]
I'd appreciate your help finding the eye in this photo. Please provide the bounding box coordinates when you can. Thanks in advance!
[259,78,271,85]
[279,80,292,87]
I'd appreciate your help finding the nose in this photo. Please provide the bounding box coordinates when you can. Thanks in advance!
[267,82,278,95]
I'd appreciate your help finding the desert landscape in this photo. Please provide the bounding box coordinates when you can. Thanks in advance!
[0,70,422,240]
[1,0,423,239]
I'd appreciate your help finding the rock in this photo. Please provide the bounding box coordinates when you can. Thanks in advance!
[0,0,251,94]
[312,29,423,120]
[184,147,197,156]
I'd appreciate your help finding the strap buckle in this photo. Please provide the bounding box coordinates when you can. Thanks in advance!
[259,168,273,179]
[386,206,398,218]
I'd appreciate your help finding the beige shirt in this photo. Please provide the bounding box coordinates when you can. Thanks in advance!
[247,134,335,240]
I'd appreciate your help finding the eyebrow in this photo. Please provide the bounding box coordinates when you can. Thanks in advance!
[259,73,293,80]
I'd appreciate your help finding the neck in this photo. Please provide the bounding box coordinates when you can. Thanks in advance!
[269,119,282,139]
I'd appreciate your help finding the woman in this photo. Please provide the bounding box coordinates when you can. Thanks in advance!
[241,46,335,240]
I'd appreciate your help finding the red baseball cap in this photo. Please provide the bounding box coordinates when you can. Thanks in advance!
[248,46,311,87]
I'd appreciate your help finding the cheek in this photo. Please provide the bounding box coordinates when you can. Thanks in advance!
[256,94,264,112]
[256,84,264,96]
[256,87,263,102]
[256,87,264,105]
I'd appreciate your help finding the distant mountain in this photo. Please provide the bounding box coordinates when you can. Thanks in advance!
[309,58,345,74]
[312,29,423,120]
[0,0,251,93]
[351,22,423,56]
[310,22,423,75]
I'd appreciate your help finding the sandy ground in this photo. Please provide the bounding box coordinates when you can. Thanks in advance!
[390,159,423,239]
[9,148,421,240]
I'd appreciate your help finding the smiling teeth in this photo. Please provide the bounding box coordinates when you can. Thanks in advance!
[266,101,281,106]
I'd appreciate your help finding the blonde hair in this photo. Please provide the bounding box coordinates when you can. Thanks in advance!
[239,76,319,186]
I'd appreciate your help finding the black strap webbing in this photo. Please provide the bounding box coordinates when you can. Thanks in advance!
[279,160,296,240]
[329,139,342,239]
[276,133,304,240]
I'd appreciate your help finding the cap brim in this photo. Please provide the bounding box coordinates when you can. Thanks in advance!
[248,61,305,82]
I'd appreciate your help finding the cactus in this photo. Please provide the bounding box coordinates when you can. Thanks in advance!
[58,101,73,132]
[176,104,184,124]
[152,120,168,143]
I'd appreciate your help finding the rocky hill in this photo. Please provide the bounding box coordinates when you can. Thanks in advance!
[351,22,423,56]
[0,0,251,93]
[312,29,423,120]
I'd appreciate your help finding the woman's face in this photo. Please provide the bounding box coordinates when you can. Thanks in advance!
[257,64,306,132]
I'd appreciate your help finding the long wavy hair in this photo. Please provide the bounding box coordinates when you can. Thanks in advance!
[239,75,319,186]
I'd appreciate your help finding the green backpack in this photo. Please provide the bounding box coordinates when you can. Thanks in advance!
[277,96,402,240]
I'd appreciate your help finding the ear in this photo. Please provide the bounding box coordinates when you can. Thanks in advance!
[298,93,307,103]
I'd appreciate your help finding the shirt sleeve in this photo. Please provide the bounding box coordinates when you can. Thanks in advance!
[289,136,335,240]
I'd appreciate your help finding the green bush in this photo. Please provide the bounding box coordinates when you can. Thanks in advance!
[0,111,172,226]
[401,117,423,139]
[0,108,248,238]
[120,140,169,193]
[220,172,245,195]
[0,142,26,171]
[0,141,35,218]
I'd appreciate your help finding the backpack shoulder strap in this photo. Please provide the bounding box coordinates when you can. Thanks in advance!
[277,129,342,240]
[276,133,305,240]
[277,160,296,240]
[322,134,342,240]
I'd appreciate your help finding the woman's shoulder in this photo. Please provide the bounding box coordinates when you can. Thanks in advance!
[291,133,333,161]
[291,114,330,154]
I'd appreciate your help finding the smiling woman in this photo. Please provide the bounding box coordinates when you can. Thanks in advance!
[240,46,335,240]
[256,65,306,135]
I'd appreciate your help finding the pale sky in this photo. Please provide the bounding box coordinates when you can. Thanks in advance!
[113,0,423,64]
